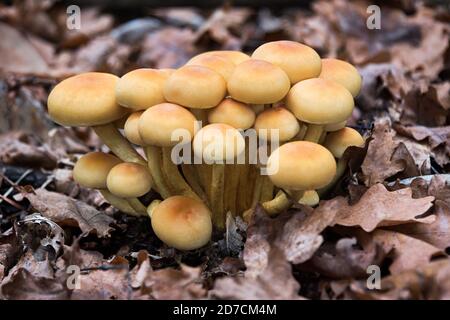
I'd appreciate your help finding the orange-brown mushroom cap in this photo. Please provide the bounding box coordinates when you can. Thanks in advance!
[286,78,354,125]
[48,72,127,127]
[124,111,145,146]
[151,195,212,250]
[267,141,336,190]
[73,152,121,189]
[319,58,362,97]
[207,98,255,129]
[227,59,290,104]
[254,107,300,142]
[252,40,322,84]
[186,54,235,81]
[163,65,226,109]
[106,162,152,198]
[323,127,364,158]
[193,50,250,65]
[139,103,197,147]
[116,68,168,110]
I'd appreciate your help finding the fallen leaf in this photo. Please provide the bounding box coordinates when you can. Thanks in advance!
[25,189,115,237]
[334,183,435,232]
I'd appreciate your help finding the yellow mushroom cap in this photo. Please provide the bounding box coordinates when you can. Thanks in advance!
[124,111,145,145]
[193,123,245,163]
[254,107,300,142]
[186,54,235,81]
[207,98,255,129]
[193,50,250,65]
[151,195,212,250]
[267,141,336,190]
[139,103,197,147]
[116,68,168,111]
[106,162,152,198]
[158,68,176,78]
[323,127,364,158]
[319,58,362,97]
[48,72,127,127]
[298,190,320,207]
[163,65,226,109]
[324,120,347,132]
[227,59,290,104]
[286,78,354,125]
[252,40,322,84]
[73,152,121,189]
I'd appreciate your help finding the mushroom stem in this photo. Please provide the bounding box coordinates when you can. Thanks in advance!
[197,163,212,200]
[318,130,327,144]
[147,199,161,218]
[294,122,307,140]
[93,123,146,165]
[260,176,274,202]
[127,198,148,215]
[251,173,264,207]
[162,147,201,201]
[318,157,347,196]
[303,124,324,143]
[261,190,291,216]
[181,163,209,206]
[145,146,172,199]
[100,190,140,216]
[210,163,225,229]
[223,163,239,216]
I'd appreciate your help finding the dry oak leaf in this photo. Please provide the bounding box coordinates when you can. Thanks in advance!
[25,189,114,237]
[334,183,435,232]
[211,248,303,300]
[371,230,445,274]
[361,120,404,186]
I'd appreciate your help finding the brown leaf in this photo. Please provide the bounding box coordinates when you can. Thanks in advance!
[361,119,404,185]
[211,248,303,300]
[334,183,435,232]
[25,189,114,237]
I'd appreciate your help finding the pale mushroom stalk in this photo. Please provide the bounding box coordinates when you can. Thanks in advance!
[161,147,201,201]
[100,190,140,216]
[127,197,148,214]
[210,162,226,228]
[181,163,209,206]
[298,190,320,206]
[259,176,274,202]
[145,146,172,199]
[93,123,146,165]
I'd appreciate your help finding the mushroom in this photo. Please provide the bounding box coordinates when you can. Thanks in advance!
[319,58,362,98]
[319,127,365,195]
[298,190,320,207]
[193,123,245,229]
[252,40,322,84]
[47,72,146,165]
[106,162,152,213]
[116,68,168,111]
[186,54,235,81]
[207,98,256,214]
[73,152,141,216]
[227,59,290,107]
[286,78,354,143]
[139,102,199,200]
[123,111,145,146]
[263,141,336,215]
[150,195,212,250]
[192,50,250,65]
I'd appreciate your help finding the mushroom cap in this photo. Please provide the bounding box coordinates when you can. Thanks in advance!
[193,123,245,163]
[207,98,255,129]
[163,65,226,109]
[186,54,235,81]
[124,111,145,146]
[151,195,212,250]
[319,58,362,97]
[298,190,320,206]
[116,68,168,110]
[325,120,347,132]
[252,40,322,84]
[267,141,336,190]
[323,127,364,158]
[139,103,197,147]
[254,107,300,142]
[73,152,121,189]
[48,72,127,127]
[227,59,290,104]
[106,162,152,198]
[193,50,250,65]
[286,78,354,125]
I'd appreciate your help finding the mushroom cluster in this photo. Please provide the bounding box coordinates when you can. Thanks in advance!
[47,40,364,251]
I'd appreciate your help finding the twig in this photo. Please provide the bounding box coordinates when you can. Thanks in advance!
[0,169,32,205]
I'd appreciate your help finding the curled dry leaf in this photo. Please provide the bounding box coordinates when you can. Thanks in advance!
[25,189,115,237]
[334,183,435,232]
[211,248,303,300]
